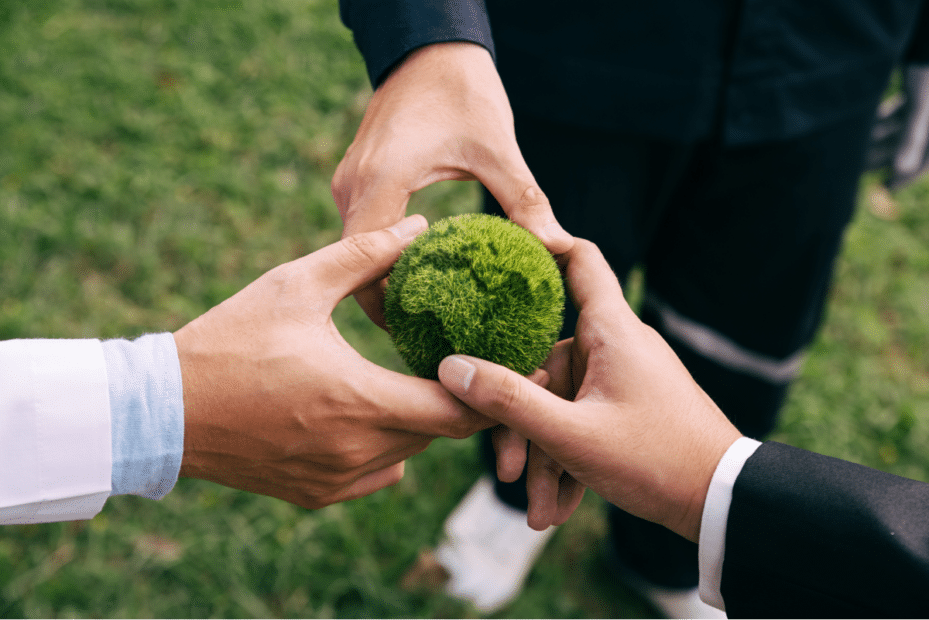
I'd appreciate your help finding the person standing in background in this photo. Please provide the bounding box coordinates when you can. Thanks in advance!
[334,1,929,616]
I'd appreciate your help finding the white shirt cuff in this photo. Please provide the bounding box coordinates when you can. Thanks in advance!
[0,339,112,524]
[698,436,762,611]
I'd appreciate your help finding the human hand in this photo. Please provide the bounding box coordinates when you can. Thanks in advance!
[485,338,584,530]
[173,215,493,509]
[437,240,743,542]
[331,41,574,328]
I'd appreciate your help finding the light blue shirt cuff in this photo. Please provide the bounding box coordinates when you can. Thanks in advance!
[102,333,184,499]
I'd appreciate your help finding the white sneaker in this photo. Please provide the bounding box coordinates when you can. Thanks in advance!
[433,476,557,614]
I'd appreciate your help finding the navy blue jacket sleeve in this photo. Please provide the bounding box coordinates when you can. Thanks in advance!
[338,0,495,88]
[721,441,929,617]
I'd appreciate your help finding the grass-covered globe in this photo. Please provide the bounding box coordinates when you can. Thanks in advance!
[385,213,565,380]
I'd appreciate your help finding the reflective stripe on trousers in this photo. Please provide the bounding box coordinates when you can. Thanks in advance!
[644,294,805,385]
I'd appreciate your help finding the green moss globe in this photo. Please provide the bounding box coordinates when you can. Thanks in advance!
[385,213,565,380]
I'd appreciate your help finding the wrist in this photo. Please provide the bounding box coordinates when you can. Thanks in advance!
[172,324,210,481]
[382,41,494,90]
[673,425,743,543]
[341,0,495,88]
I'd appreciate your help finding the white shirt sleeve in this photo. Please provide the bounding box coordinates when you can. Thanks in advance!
[698,436,762,611]
[0,339,112,524]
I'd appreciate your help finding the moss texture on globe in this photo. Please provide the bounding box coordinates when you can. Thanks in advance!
[384,213,565,380]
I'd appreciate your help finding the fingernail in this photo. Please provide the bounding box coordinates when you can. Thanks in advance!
[440,355,476,393]
[388,216,425,240]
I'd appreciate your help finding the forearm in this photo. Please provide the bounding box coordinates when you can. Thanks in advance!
[338,0,495,87]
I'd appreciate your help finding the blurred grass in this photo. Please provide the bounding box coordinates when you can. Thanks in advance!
[1,0,928,618]
[770,180,929,480]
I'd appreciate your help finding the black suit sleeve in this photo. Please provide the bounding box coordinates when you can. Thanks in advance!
[338,0,495,88]
[720,441,929,617]
[903,0,929,63]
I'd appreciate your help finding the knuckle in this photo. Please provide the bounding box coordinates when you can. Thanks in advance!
[574,238,599,255]
[492,370,529,417]
[331,162,346,194]
[338,232,386,272]
[447,415,481,439]
[330,146,386,219]
[331,174,348,213]
[331,152,361,214]
[315,435,374,476]
[514,185,551,215]
[307,488,341,510]
[386,462,405,486]
[295,483,336,510]
[334,446,373,472]
[257,262,301,299]
[542,457,563,479]
[298,497,326,510]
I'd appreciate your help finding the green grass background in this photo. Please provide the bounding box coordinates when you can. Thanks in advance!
[1,1,927,617]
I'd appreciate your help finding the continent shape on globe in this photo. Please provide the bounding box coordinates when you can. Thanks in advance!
[385,214,565,380]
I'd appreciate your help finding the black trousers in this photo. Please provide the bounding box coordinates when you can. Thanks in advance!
[480,108,874,588]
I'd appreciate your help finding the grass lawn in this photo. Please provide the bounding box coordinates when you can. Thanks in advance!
[1,1,928,617]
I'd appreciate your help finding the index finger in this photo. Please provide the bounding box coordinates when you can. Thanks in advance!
[483,178,575,255]
[368,365,496,438]
[337,179,412,239]
[563,239,632,319]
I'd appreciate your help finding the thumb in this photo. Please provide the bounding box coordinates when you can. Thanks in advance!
[304,215,428,309]
[438,354,572,448]
[335,183,418,328]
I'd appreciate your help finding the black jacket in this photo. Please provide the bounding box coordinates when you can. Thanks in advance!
[339,0,927,144]
[725,441,929,617]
